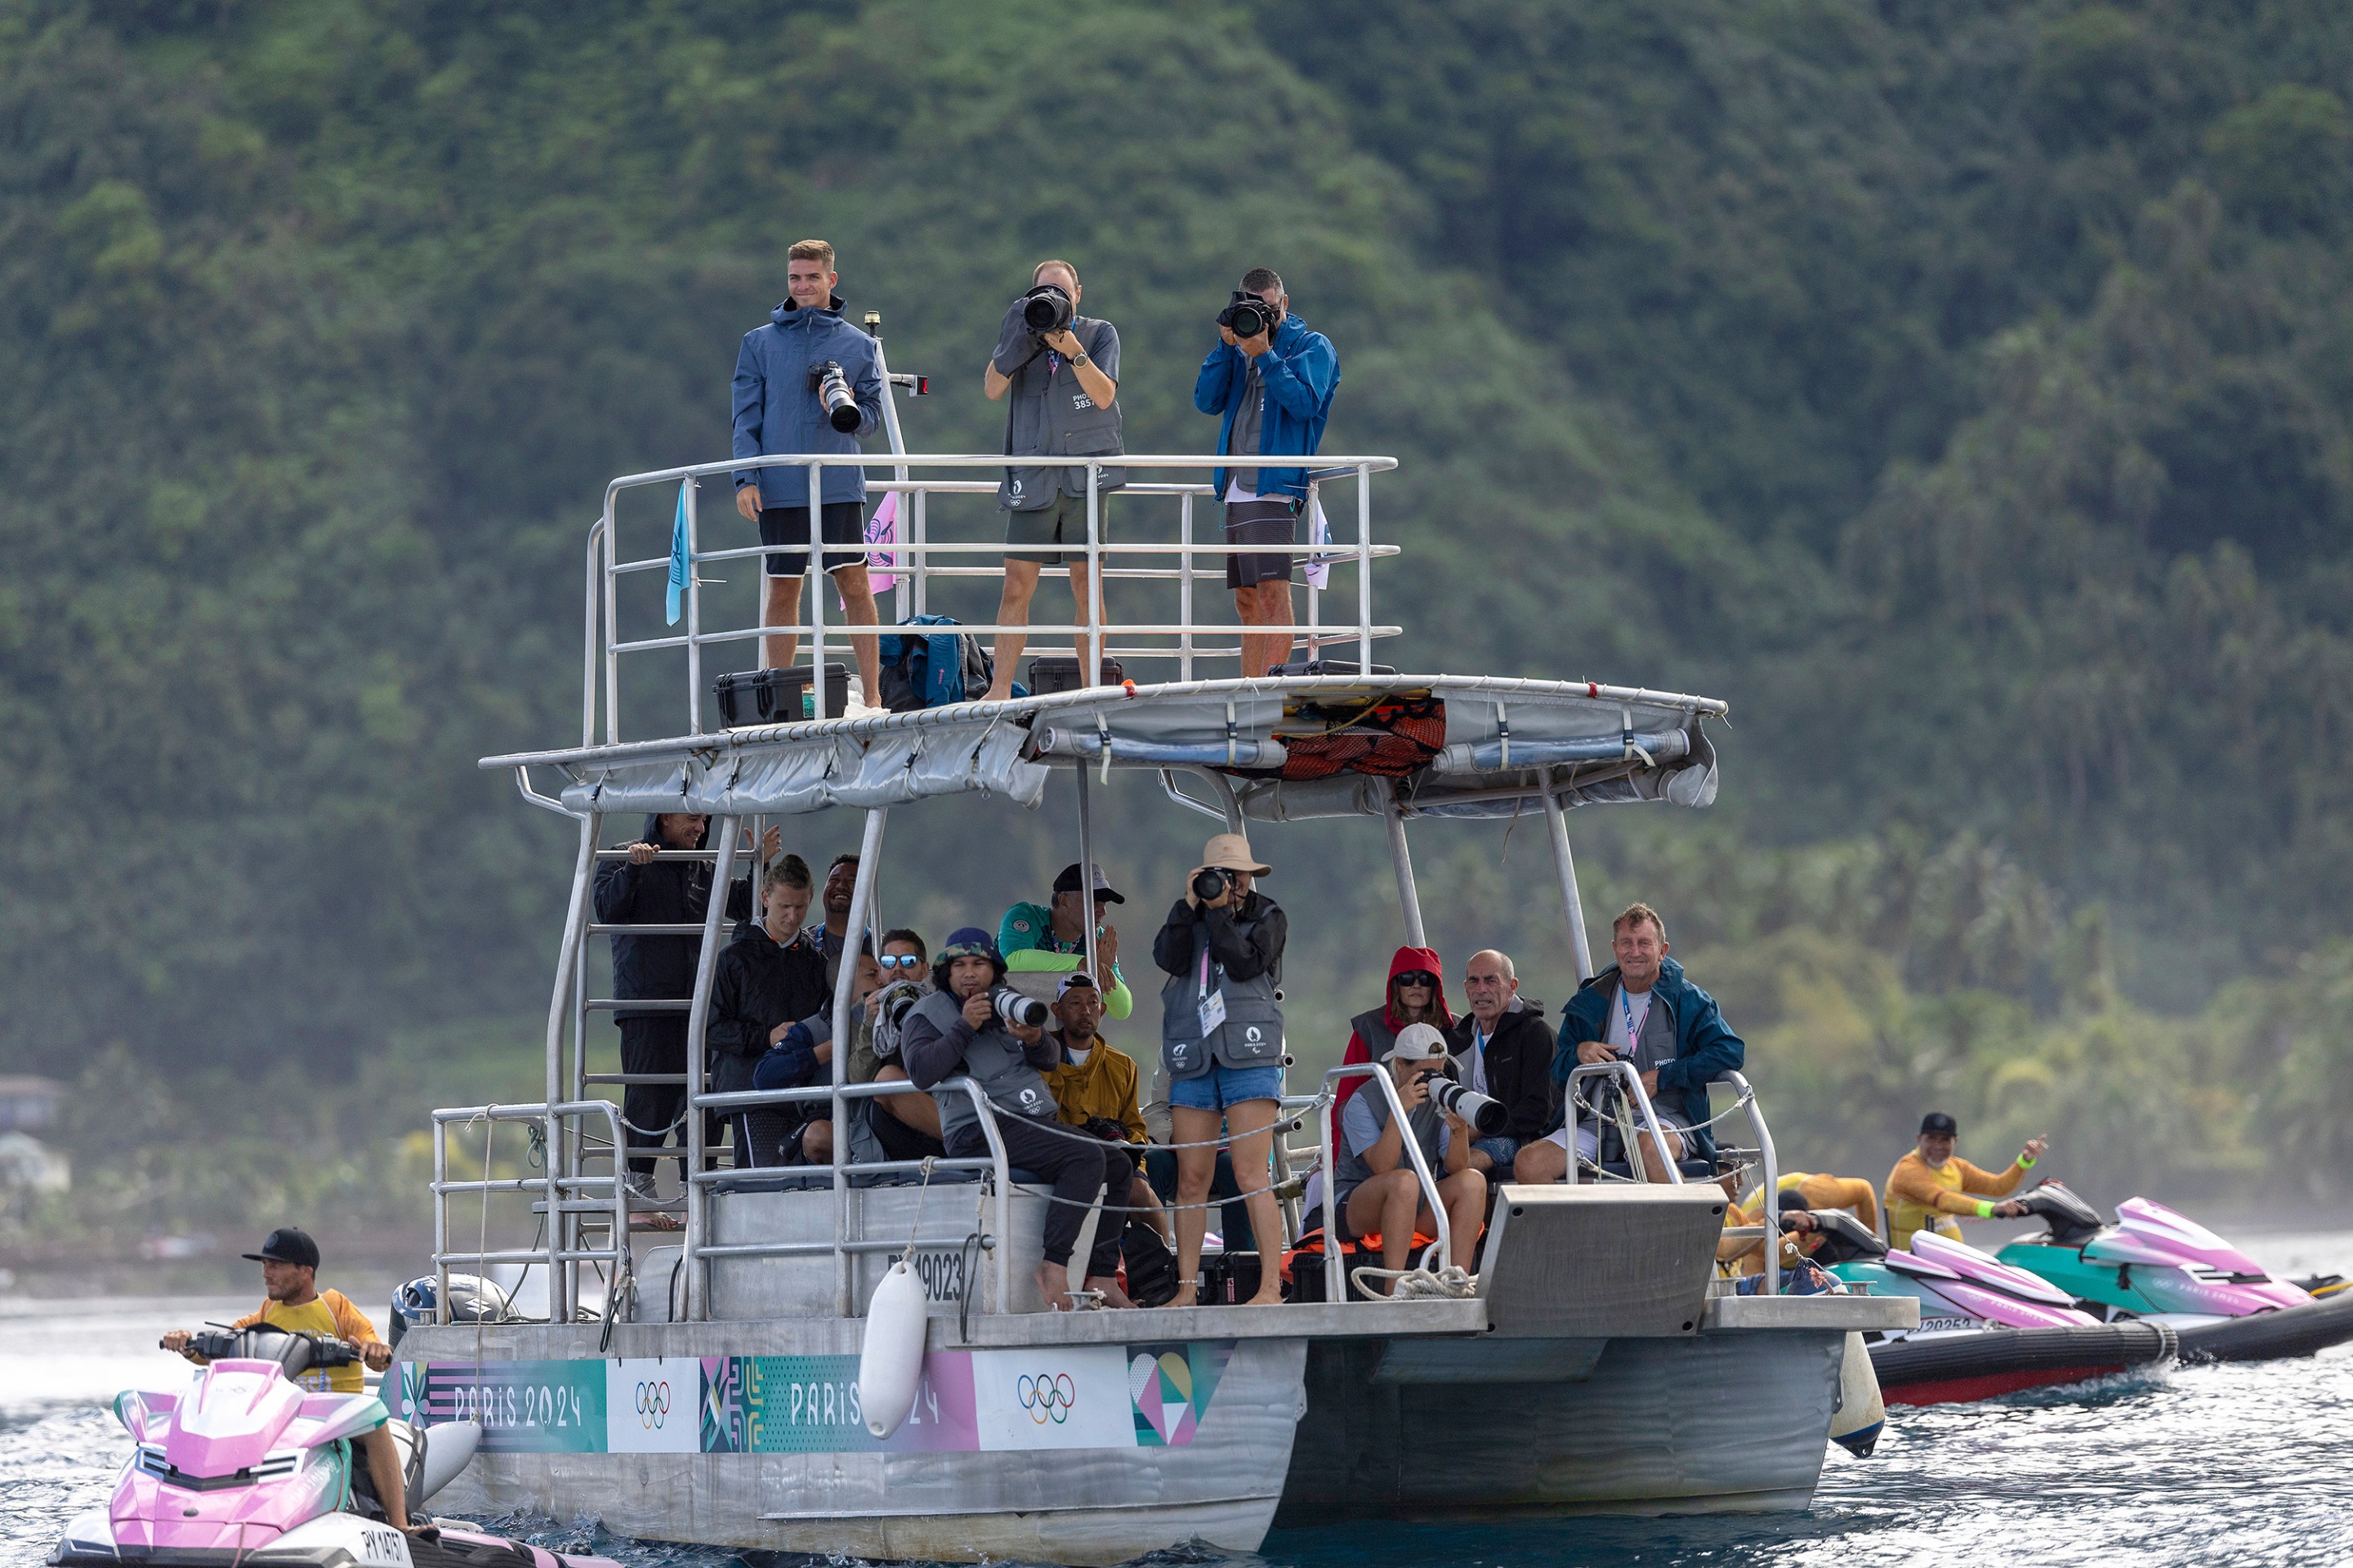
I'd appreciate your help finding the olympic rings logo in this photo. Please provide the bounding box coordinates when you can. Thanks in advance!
[636,1381,671,1429]
[1016,1373,1076,1425]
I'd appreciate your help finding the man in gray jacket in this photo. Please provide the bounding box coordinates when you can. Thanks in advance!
[979,259,1124,702]
[898,927,1130,1309]
[731,239,886,705]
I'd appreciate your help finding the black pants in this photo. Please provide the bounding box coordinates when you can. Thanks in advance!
[949,1116,1125,1276]
[618,1016,692,1179]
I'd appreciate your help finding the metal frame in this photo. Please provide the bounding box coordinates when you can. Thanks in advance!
[1560,1061,1690,1187]
[432,1100,627,1322]
[1317,1063,1454,1303]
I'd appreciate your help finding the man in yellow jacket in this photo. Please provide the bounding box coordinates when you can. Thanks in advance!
[160,1228,414,1533]
[1041,972,1168,1243]
[1885,1112,2049,1249]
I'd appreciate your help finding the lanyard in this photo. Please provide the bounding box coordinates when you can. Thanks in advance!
[1619,985,1653,1048]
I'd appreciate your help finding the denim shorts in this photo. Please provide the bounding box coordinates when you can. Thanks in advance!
[1168,1061,1284,1110]
[1471,1134,1523,1172]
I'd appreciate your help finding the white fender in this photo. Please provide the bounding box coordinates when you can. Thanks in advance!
[1829,1331,1886,1458]
[419,1419,481,1500]
[859,1261,929,1439]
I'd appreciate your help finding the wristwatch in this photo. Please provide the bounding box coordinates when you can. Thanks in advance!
[1070,351,1090,367]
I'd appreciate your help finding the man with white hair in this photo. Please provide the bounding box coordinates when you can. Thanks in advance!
[1443,949,1558,1177]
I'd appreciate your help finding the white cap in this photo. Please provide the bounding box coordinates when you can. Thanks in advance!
[1392,1022,1448,1061]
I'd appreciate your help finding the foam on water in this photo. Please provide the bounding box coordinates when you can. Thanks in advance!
[8,1240,2351,1567]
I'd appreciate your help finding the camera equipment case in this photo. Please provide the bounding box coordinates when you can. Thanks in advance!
[1027,655,1126,695]
[714,663,851,726]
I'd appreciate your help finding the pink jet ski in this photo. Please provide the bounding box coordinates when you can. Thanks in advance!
[1829,1226,2177,1405]
[49,1326,621,1568]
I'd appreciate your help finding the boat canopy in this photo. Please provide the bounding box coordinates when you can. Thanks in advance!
[494,672,1724,823]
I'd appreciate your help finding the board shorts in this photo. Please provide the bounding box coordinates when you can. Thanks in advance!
[759,501,867,577]
[1004,490,1113,566]
[1548,1105,1694,1162]
[1222,497,1297,587]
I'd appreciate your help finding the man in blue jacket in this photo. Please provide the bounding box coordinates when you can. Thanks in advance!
[1516,903,1746,1184]
[732,239,886,707]
[1194,268,1340,677]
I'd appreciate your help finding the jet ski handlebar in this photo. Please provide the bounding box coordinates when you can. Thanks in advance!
[172,1326,363,1376]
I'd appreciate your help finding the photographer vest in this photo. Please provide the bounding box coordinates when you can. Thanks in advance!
[909,988,1056,1147]
[1159,909,1284,1079]
[998,315,1127,511]
[1332,1086,1449,1219]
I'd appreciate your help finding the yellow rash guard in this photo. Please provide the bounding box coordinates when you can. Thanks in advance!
[1885,1151,2029,1251]
[228,1290,381,1393]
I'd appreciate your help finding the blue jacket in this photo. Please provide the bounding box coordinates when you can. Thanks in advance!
[1552,958,1745,1155]
[731,294,886,508]
[1193,312,1340,501]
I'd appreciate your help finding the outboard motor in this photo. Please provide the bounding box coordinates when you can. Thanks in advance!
[388,1271,512,1347]
[2014,1181,2105,1247]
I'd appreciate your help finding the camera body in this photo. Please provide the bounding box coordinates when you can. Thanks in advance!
[807,360,861,433]
[1217,291,1277,341]
[992,985,1049,1030]
[1191,867,1230,904]
[1422,1073,1509,1137]
[1022,283,1076,336]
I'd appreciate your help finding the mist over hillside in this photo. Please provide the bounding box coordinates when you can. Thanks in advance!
[4,0,2350,1249]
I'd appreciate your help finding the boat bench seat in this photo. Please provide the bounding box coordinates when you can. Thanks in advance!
[705,1167,1056,1194]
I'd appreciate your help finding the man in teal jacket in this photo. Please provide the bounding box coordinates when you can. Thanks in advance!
[1194,267,1340,677]
[1516,902,1745,1184]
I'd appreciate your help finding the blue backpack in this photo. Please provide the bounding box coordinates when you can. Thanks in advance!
[876,615,1019,710]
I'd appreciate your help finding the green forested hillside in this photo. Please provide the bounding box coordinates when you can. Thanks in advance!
[4,0,2351,1248]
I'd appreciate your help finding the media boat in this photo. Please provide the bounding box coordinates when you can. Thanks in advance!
[386,440,1910,1563]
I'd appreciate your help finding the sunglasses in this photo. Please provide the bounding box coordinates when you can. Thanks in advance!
[877,954,925,971]
[1396,972,1439,989]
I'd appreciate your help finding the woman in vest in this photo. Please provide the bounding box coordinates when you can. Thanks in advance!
[1152,833,1290,1307]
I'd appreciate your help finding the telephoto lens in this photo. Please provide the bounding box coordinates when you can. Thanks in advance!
[810,360,860,433]
[1217,293,1274,339]
[1022,284,1075,335]
[1429,1078,1510,1137]
[1190,867,1229,904]
[992,986,1049,1030]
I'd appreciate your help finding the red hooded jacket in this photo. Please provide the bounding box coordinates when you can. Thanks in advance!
[1334,945,1453,1114]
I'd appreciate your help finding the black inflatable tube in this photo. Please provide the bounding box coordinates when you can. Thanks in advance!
[2174,1291,2353,1364]
[1872,1320,2176,1388]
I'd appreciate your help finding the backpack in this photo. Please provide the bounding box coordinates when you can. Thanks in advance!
[875,614,1009,711]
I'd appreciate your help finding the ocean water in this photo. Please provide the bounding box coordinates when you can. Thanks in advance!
[8,1231,2351,1568]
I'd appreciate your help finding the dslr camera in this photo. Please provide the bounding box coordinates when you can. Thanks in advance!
[1217,290,1277,340]
[1021,283,1076,336]
[1420,1071,1509,1137]
[807,360,860,433]
[1190,866,1230,904]
[992,986,1049,1030]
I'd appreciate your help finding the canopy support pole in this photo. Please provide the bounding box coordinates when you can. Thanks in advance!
[1542,769,1595,982]
[1382,780,1427,950]
[681,816,741,1321]
[833,807,889,1316]
[1076,764,1101,985]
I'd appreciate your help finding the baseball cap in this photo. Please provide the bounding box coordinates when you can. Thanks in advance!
[1392,1022,1449,1061]
[1053,862,1124,903]
[1056,971,1100,997]
[1919,1111,1958,1137]
[243,1227,321,1269]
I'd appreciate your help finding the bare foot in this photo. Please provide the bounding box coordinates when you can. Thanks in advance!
[1243,1288,1284,1307]
[1034,1261,1077,1311]
[1087,1276,1136,1308]
[1160,1284,1198,1309]
[982,683,1015,705]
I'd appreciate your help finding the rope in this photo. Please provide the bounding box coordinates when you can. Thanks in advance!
[1349,1263,1478,1300]
[900,1156,939,1266]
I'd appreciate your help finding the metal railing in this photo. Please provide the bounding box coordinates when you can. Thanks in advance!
[431,1101,627,1323]
[1561,1061,1690,1186]
[1317,1064,1453,1302]
[589,452,1404,744]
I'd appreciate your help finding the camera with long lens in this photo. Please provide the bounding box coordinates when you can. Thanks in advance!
[1190,867,1229,904]
[1021,284,1076,336]
[807,359,861,433]
[1217,291,1276,340]
[992,985,1049,1030]
[1422,1074,1508,1137]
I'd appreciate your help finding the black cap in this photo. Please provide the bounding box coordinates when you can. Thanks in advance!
[1919,1112,1958,1137]
[242,1227,321,1269]
[1053,862,1123,903]
[1777,1190,1811,1213]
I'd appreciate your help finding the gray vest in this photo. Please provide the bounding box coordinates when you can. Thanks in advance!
[1333,1087,1447,1213]
[1159,910,1284,1079]
[998,317,1126,510]
[909,989,1056,1146]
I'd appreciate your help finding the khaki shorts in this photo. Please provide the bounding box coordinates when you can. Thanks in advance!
[1003,490,1113,566]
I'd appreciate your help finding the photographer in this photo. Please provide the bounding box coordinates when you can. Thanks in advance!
[979,259,1124,702]
[1193,267,1340,677]
[899,927,1130,1310]
[1333,1025,1485,1292]
[1152,833,1289,1307]
[730,239,886,708]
